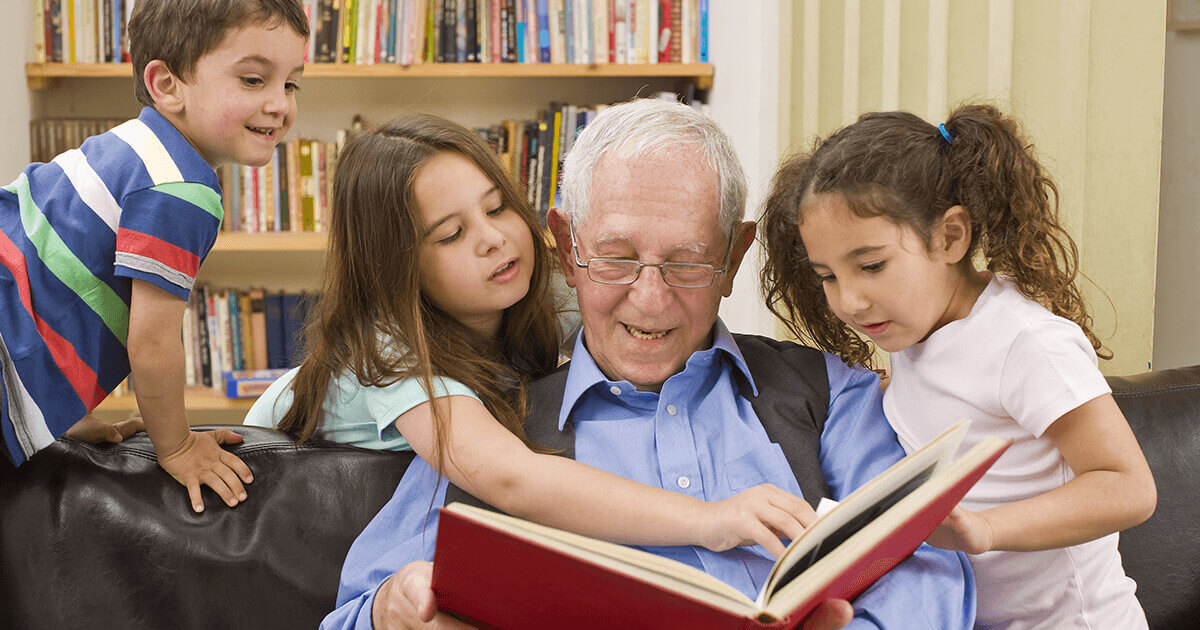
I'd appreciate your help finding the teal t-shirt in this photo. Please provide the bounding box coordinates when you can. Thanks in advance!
[242,366,481,452]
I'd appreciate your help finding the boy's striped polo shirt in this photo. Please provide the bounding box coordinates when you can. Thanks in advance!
[0,106,223,465]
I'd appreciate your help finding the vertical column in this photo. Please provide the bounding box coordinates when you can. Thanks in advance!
[987,0,1014,101]
[842,0,861,122]
[926,0,949,119]
[882,0,901,110]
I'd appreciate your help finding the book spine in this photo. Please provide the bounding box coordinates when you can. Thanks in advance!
[102,0,113,62]
[250,290,269,370]
[536,0,549,62]
[697,0,706,62]
[197,287,212,388]
[288,138,302,232]
[33,0,46,63]
[228,290,242,371]
[387,0,399,63]
[238,291,254,370]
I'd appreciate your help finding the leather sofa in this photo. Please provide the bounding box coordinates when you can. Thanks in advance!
[1,365,1197,629]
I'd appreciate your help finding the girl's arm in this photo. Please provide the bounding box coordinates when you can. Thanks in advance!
[397,394,817,557]
[928,393,1156,553]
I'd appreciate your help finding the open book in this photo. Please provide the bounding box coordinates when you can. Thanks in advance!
[431,421,1009,630]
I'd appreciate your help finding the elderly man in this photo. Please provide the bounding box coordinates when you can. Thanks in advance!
[323,99,974,630]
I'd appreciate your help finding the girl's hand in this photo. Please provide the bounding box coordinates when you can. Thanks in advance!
[926,506,995,554]
[695,484,817,558]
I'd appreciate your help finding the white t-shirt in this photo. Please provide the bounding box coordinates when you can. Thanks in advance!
[884,275,1146,630]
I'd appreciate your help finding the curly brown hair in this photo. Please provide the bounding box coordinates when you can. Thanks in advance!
[275,114,562,473]
[760,103,1108,368]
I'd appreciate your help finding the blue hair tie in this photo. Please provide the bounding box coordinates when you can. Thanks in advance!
[938,123,953,143]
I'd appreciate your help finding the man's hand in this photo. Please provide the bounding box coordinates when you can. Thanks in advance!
[64,414,145,444]
[156,429,253,513]
[372,561,475,630]
[925,506,995,554]
[696,484,818,558]
[802,600,855,630]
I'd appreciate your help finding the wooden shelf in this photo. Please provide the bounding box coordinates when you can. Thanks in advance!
[25,62,715,90]
[97,387,258,412]
[211,232,327,253]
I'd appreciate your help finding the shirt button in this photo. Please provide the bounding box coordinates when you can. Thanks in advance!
[676,476,691,489]
[609,386,621,395]
[666,404,677,416]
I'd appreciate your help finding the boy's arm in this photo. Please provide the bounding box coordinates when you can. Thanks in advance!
[395,394,816,556]
[128,279,254,512]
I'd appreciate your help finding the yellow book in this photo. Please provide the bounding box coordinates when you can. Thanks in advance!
[548,109,562,210]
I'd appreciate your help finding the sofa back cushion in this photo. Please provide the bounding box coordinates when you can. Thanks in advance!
[0,426,414,630]
[1110,365,1200,629]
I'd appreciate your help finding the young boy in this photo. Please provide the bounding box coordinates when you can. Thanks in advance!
[0,0,308,513]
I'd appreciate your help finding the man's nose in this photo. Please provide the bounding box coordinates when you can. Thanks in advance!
[626,265,673,308]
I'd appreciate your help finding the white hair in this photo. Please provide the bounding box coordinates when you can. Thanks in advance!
[559,98,748,238]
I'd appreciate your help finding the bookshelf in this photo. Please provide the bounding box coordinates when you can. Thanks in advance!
[25,62,716,89]
[28,63,714,424]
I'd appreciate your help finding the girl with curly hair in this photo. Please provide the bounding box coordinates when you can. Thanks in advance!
[760,104,1155,628]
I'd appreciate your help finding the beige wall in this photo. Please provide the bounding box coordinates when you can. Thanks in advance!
[1155,28,1200,370]
[783,0,1166,376]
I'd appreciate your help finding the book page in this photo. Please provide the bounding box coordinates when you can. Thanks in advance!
[755,420,969,607]
[760,436,1008,620]
[445,503,757,612]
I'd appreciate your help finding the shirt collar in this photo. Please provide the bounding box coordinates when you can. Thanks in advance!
[557,318,759,430]
[137,106,221,189]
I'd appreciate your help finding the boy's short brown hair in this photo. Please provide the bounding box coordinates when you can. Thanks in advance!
[129,0,309,107]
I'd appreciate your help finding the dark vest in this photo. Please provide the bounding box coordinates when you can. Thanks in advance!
[445,334,834,510]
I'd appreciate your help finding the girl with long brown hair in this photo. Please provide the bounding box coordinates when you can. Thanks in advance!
[245,113,815,556]
[760,103,1155,628]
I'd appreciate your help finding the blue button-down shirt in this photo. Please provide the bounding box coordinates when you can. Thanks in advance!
[323,321,974,629]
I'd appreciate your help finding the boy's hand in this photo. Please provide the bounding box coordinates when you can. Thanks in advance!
[696,484,817,558]
[64,414,146,444]
[156,429,254,513]
[925,506,995,554]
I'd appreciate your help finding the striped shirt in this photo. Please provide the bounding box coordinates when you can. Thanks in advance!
[0,106,223,465]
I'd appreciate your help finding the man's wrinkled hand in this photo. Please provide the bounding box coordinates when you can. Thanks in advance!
[372,561,475,630]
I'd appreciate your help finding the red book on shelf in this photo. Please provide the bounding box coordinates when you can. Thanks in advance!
[432,421,1008,630]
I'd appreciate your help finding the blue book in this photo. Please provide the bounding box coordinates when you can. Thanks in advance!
[223,369,289,399]
[537,0,550,62]
[388,0,399,63]
[517,0,527,62]
[281,293,315,368]
[228,291,242,370]
[699,0,708,63]
[264,292,286,370]
[112,0,122,63]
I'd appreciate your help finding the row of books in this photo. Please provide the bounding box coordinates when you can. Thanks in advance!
[30,94,700,232]
[32,0,131,64]
[31,0,710,67]
[479,91,701,222]
[216,135,348,234]
[310,0,710,65]
[29,117,125,165]
[183,288,316,391]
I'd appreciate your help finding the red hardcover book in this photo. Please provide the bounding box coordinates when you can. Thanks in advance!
[433,421,1008,629]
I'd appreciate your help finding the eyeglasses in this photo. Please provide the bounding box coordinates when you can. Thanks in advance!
[569,224,733,289]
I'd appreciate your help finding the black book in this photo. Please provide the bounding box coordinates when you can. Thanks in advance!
[465,0,478,62]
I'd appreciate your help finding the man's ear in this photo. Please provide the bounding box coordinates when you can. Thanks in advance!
[936,205,972,265]
[718,221,757,298]
[144,60,186,115]
[546,208,577,288]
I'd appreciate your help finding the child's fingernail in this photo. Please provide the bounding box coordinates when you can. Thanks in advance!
[194,504,204,512]
[246,476,254,483]
[239,493,247,501]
